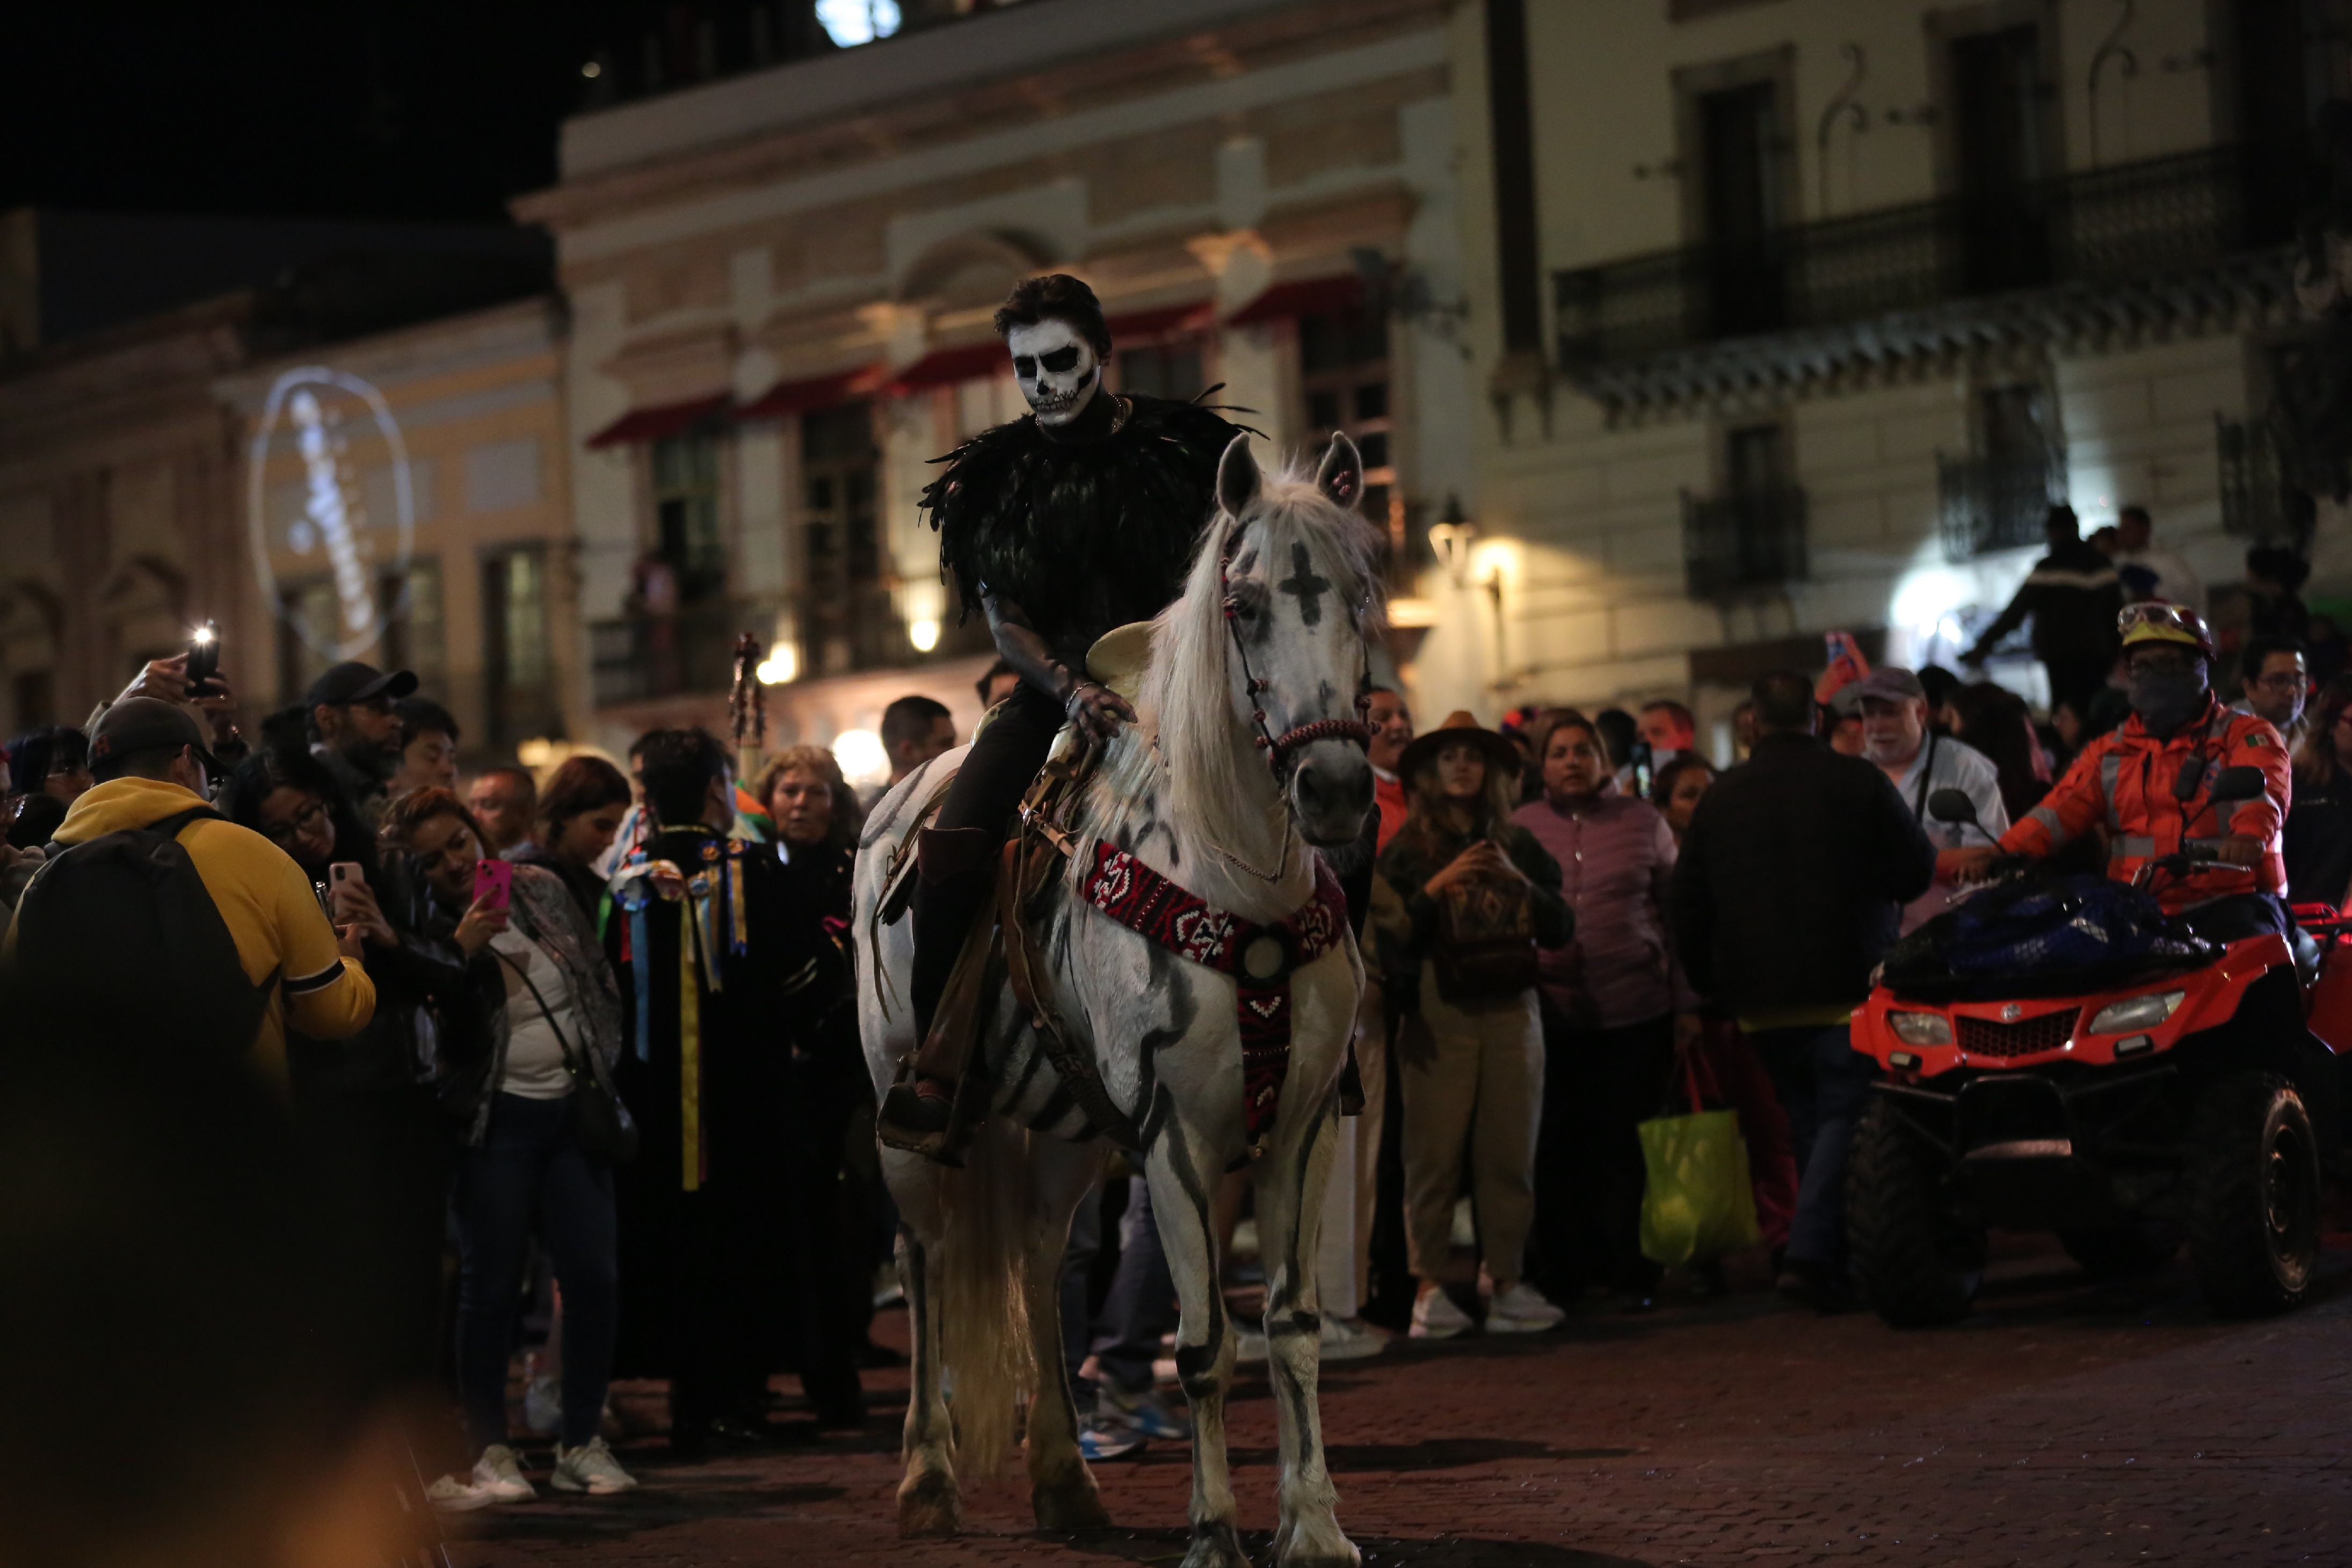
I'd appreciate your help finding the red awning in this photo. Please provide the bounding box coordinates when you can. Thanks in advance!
[881,342,1008,396]
[1223,274,1367,328]
[1105,302,1212,340]
[584,393,731,449]
[734,368,873,422]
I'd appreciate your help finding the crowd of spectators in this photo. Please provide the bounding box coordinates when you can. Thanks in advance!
[3,495,2340,1513]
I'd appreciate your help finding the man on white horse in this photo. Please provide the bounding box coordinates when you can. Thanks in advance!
[882,273,1251,1149]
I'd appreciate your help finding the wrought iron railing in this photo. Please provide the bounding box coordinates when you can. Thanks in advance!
[1557,146,2253,367]
[1938,453,2067,562]
[1682,487,1807,599]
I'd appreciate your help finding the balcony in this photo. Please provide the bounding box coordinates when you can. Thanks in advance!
[1555,147,2271,393]
[590,587,991,708]
[1682,487,1806,600]
[1938,453,2065,562]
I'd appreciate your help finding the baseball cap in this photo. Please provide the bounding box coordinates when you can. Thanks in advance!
[1850,667,1927,704]
[89,698,224,782]
[304,661,418,710]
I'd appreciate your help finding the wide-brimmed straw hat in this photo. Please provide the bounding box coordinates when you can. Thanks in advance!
[1396,710,1523,782]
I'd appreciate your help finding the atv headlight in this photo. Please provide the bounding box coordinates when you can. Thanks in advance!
[1886,1010,1954,1046]
[2088,990,2185,1035]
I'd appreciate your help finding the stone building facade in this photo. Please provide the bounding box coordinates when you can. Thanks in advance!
[515,0,1472,771]
[1444,0,2346,748]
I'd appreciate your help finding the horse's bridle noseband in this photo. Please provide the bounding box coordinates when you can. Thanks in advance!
[1219,531,1374,778]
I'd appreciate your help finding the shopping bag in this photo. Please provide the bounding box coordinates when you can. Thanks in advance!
[1637,1057,1762,1268]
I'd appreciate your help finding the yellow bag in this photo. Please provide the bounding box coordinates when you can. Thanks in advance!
[1637,1069,1762,1268]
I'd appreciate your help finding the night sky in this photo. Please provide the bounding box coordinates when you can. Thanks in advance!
[0,3,649,222]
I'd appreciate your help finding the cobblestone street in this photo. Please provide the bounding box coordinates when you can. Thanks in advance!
[448,1235,2352,1567]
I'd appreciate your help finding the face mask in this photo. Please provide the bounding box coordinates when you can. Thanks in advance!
[1006,318,1101,428]
[2128,664,2207,736]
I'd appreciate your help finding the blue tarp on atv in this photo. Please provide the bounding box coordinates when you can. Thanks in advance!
[1883,874,2215,999]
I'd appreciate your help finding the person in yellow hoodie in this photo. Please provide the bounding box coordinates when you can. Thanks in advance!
[8,698,374,1079]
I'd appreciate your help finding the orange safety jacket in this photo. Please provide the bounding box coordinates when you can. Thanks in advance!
[1998,694,2290,911]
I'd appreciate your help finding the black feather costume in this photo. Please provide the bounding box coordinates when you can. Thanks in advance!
[921,392,1253,658]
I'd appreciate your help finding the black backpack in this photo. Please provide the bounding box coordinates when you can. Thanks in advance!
[9,806,277,1058]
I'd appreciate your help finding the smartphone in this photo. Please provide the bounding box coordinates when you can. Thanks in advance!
[186,620,223,698]
[329,860,366,890]
[473,858,513,912]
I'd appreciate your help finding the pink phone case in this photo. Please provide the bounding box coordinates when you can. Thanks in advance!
[473,859,513,911]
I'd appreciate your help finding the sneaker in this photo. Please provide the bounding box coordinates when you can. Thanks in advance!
[1102,1384,1190,1441]
[472,1443,535,1504]
[524,1374,562,1438]
[552,1436,640,1495]
[425,1473,495,1513]
[1484,1281,1566,1333]
[1078,1420,1145,1461]
[1409,1287,1473,1340]
[1319,1315,1387,1360]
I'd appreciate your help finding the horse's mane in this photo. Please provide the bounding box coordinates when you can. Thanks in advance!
[1122,459,1384,865]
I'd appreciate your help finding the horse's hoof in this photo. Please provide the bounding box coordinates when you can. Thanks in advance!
[1273,1517,1361,1568]
[896,1470,961,1537]
[1180,1523,1253,1568]
[1032,1477,1112,1533]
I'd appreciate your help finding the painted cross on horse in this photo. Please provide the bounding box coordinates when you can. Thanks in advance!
[855,432,1381,1568]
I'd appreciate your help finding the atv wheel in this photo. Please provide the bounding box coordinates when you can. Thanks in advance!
[1848,1098,1984,1327]
[2187,1072,2320,1316]
[2059,1219,2179,1281]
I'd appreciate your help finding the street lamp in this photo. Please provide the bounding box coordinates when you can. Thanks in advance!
[1427,492,1477,589]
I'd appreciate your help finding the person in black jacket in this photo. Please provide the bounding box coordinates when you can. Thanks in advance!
[1671,671,1935,1312]
[1961,505,2122,718]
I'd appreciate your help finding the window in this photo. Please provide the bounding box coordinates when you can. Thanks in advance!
[1949,24,2052,292]
[277,579,344,705]
[1116,339,1204,402]
[485,547,559,747]
[1685,422,1805,598]
[650,433,725,602]
[13,669,53,730]
[799,404,888,676]
[1695,81,1785,336]
[1939,383,2065,560]
[1297,308,1409,577]
[378,560,445,694]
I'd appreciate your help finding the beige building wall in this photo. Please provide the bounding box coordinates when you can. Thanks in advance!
[0,300,251,738]
[517,0,1471,764]
[220,298,583,765]
[1447,0,2316,739]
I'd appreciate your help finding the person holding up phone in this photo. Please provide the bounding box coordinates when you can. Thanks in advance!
[381,787,636,1506]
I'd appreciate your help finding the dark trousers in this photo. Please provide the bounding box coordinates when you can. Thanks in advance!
[1744,1023,1876,1272]
[294,1082,447,1399]
[1531,1010,1677,1295]
[782,1062,870,1423]
[453,1092,618,1453]
[910,682,1062,1037]
[1061,1177,1177,1407]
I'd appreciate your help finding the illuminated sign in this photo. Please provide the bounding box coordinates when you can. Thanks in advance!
[246,367,415,662]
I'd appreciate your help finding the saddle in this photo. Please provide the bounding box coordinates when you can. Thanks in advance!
[875,630,1150,1163]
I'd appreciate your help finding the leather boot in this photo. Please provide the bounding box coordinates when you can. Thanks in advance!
[883,827,998,1141]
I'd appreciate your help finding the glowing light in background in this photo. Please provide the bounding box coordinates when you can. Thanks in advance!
[816,0,901,47]
[832,728,889,787]
[247,366,413,663]
[908,617,940,652]
[756,642,799,686]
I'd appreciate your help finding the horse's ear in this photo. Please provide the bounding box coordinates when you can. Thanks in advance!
[1216,433,1261,518]
[1317,432,1364,512]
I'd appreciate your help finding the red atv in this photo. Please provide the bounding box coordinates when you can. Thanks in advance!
[1846,767,2347,1326]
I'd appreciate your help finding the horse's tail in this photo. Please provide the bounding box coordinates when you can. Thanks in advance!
[930,1115,1036,1477]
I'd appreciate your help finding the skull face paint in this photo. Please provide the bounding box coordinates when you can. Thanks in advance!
[1006,318,1101,427]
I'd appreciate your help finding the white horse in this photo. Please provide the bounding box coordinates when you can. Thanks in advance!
[854,432,1381,1568]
